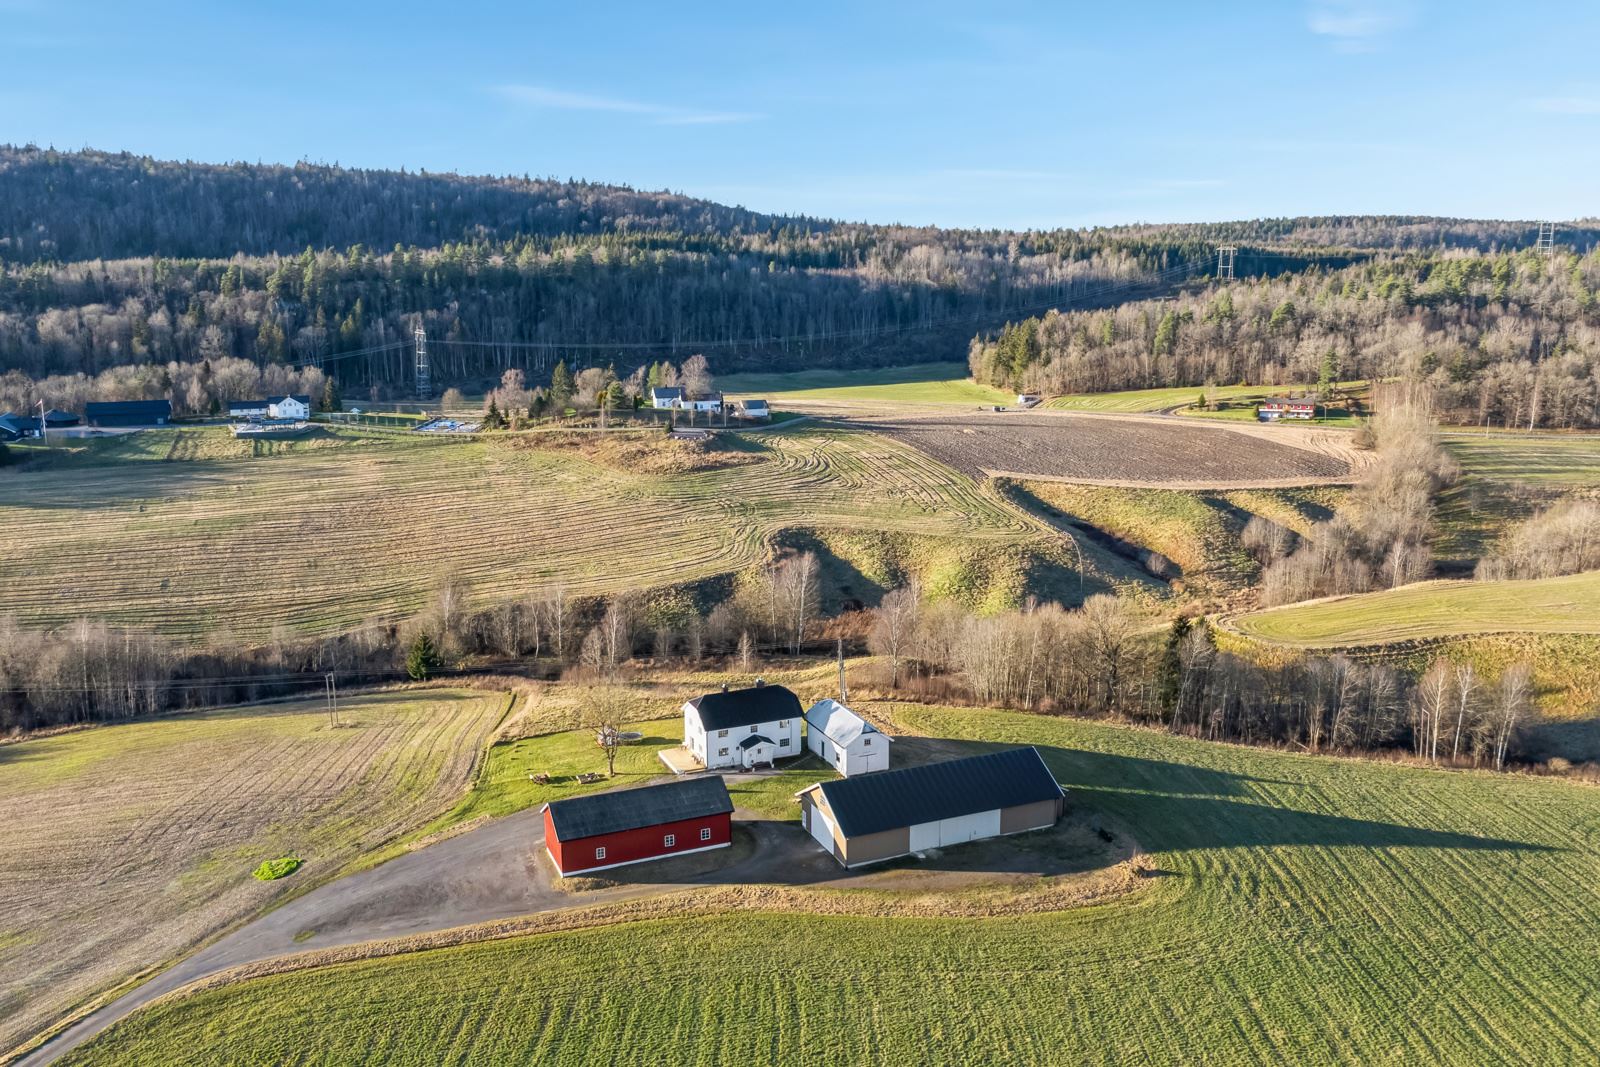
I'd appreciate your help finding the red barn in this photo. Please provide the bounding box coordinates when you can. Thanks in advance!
[542,776,734,877]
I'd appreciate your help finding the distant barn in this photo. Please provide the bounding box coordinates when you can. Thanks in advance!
[84,400,171,428]
[542,776,734,877]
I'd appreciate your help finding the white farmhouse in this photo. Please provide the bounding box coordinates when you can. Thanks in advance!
[804,698,889,776]
[650,386,684,409]
[268,394,311,419]
[682,681,803,770]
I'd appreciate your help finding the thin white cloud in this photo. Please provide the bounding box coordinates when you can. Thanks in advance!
[492,84,760,126]
[1306,2,1411,52]
[1529,95,1600,116]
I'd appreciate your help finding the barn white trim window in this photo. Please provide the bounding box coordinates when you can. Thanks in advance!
[595,846,607,860]
[663,834,676,847]
[700,827,712,841]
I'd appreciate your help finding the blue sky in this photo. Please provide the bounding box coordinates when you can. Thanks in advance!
[3,1,1597,229]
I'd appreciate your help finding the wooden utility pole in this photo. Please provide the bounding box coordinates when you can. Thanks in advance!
[325,672,340,727]
[837,637,848,705]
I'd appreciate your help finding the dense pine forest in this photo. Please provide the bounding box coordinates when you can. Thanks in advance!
[2,146,1599,403]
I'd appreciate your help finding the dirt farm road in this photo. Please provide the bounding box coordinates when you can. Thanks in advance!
[17,802,821,1067]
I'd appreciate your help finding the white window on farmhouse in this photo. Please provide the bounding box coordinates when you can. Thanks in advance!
[779,719,789,728]
[750,725,759,734]
[717,729,728,738]
[779,737,790,747]
[718,748,728,757]
[700,827,712,841]
[863,738,872,746]
[595,846,607,860]
[663,834,676,848]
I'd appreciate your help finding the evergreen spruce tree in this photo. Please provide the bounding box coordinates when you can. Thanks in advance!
[483,398,505,429]
[1157,616,1192,719]
[549,360,574,412]
[406,633,442,681]
[321,377,343,413]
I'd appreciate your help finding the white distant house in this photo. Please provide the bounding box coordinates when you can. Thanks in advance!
[735,398,771,421]
[650,386,684,409]
[268,395,311,419]
[681,392,724,413]
[682,681,803,770]
[804,699,889,776]
[229,394,311,420]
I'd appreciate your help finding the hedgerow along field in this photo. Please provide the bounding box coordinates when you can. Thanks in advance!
[61,702,1600,1066]
[0,689,506,1059]
[1229,570,1600,646]
[0,423,1053,640]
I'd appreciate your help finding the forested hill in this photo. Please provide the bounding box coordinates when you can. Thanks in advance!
[0,145,806,262]
[2,146,1598,395]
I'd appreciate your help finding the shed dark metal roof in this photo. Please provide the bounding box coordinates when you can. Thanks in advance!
[544,776,733,842]
[41,409,77,424]
[815,747,1063,838]
[84,400,171,417]
[686,684,803,732]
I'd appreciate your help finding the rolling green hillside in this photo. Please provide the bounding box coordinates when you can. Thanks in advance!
[1231,571,1600,646]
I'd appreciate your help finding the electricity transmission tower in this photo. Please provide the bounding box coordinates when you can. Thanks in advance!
[413,324,431,402]
[1216,245,1237,281]
[1535,222,1557,257]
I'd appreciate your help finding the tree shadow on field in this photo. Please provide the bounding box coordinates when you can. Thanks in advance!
[1027,743,1555,858]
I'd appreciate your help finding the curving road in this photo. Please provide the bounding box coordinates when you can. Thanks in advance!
[18,802,824,1066]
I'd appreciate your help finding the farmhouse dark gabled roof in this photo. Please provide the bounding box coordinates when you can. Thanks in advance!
[651,386,683,399]
[815,747,1063,838]
[267,394,311,405]
[737,734,774,750]
[544,776,733,842]
[687,684,803,732]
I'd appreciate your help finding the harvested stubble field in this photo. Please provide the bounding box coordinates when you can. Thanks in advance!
[0,689,505,1059]
[61,702,1600,1066]
[860,411,1360,488]
[0,425,1047,640]
[1229,570,1600,647]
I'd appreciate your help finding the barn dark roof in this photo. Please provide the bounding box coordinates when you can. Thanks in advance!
[687,684,803,732]
[84,400,171,418]
[544,776,733,842]
[41,409,76,424]
[815,747,1063,838]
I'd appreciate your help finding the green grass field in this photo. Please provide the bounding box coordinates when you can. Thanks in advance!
[1046,382,1365,424]
[62,701,1600,1065]
[0,689,507,1058]
[0,423,1060,639]
[1231,570,1600,646]
[719,362,1011,406]
[1443,432,1600,485]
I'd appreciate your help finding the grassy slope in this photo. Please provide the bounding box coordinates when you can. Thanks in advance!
[1443,432,1600,485]
[1046,383,1278,412]
[0,689,506,1057]
[719,362,1011,405]
[63,702,1600,1066]
[0,423,1060,639]
[1013,481,1342,595]
[1231,570,1600,646]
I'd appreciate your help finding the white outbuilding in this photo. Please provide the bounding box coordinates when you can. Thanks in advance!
[804,698,889,776]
